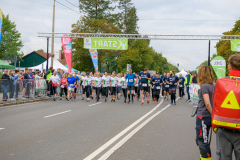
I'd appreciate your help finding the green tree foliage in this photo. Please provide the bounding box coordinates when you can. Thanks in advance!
[37,49,44,52]
[216,19,240,74]
[117,0,139,34]
[0,13,23,61]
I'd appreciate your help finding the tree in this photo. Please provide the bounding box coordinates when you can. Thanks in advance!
[79,0,116,21]
[216,19,240,74]
[37,49,44,52]
[117,0,139,34]
[0,13,23,61]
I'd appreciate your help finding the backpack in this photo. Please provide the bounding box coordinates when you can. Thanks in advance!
[212,77,240,132]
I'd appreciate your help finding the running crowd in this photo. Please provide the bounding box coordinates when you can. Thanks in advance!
[45,67,194,105]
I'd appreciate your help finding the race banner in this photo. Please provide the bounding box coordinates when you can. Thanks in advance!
[0,9,3,44]
[231,39,240,52]
[89,49,98,72]
[84,38,128,50]
[61,34,72,73]
[35,79,47,92]
[211,56,226,79]
[189,84,200,99]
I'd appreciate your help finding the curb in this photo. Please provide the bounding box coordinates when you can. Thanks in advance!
[0,97,50,107]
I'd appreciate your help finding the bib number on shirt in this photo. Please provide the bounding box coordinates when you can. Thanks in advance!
[179,85,183,87]
[142,83,147,87]
[129,79,133,82]
[156,86,161,89]
[165,85,169,88]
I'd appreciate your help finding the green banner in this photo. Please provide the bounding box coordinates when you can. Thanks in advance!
[211,56,226,79]
[231,39,240,52]
[84,38,128,50]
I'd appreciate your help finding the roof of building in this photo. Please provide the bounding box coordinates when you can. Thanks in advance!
[58,59,67,65]
[22,51,51,59]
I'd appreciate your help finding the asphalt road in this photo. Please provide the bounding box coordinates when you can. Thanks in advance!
[0,95,216,160]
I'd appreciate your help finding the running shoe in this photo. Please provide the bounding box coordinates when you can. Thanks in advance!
[105,98,107,102]
[170,102,173,105]
[154,98,156,101]
[67,98,69,101]
[164,97,166,100]
[174,102,176,105]
[82,98,84,100]
[124,100,126,103]
[113,99,115,102]
[142,100,144,104]
[156,101,158,103]
[147,99,149,104]
[53,98,56,101]
[117,97,120,100]
[60,98,62,100]
[111,99,113,102]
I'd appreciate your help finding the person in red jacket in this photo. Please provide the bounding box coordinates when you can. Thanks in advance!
[215,54,240,160]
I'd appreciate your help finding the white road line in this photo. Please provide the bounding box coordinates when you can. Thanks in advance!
[83,99,164,160]
[88,102,102,107]
[43,110,72,118]
[98,98,179,160]
[0,128,5,130]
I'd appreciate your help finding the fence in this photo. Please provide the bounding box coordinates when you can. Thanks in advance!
[189,83,200,105]
[0,79,48,102]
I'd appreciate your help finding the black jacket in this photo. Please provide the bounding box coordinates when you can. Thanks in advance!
[1,74,10,86]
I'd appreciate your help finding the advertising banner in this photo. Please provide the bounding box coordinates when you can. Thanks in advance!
[84,38,128,50]
[35,79,47,92]
[231,39,240,52]
[211,56,226,79]
[61,34,72,73]
[89,49,98,72]
[0,9,3,44]
[189,84,200,99]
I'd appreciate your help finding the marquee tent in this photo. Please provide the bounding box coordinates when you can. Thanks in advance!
[29,57,70,72]
[176,69,188,77]
[0,60,15,69]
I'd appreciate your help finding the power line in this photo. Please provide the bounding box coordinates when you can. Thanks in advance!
[65,0,80,10]
[55,0,81,15]
[138,19,237,21]
[24,0,65,9]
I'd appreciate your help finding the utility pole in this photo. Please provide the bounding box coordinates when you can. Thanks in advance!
[51,0,56,67]
[208,40,211,66]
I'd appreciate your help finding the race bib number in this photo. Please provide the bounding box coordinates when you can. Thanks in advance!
[129,79,133,82]
[61,85,64,88]
[179,85,183,87]
[135,84,138,87]
[70,84,74,87]
[165,85,169,88]
[156,86,161,89]
[142,83,147,87]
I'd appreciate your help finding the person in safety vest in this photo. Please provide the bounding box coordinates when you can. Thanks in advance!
[185,70,192,102]
[212,54,240,160]
[195,65,215,160]
[45,67,54,97]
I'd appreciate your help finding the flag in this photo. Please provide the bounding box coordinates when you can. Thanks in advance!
[61,34,72,73]
[0,9,3,44]
[211,56,226,79]
[89,49,98,72]
[231,39,240,52]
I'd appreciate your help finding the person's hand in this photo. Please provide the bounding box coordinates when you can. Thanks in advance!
[174,83,178,85]
[145,76,147,79]
[170,82,173,85]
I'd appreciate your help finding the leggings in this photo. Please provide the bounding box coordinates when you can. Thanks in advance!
[179,87,184,97]
[60,87,67,97]
[154,89,160,101]
[170,88,176,103]
[86,86,91,98]
[96,87,101,100]
[103,87,109,98]
[122,88,127,100]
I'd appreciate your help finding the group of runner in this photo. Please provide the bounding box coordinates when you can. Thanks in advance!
[61,67,186,105]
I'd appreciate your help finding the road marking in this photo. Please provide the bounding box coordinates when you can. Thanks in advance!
[44,110,72,118]
[88,102,102,107]
[98,98,179,160]
[0,128,5,130]
[83,99,164,160]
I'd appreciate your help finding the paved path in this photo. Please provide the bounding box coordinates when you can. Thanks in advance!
[0,95,216,160]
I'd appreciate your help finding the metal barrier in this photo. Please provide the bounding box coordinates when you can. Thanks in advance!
[189,83,200,105]
[0,79,48,102]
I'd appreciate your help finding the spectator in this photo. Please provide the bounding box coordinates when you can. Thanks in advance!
[29,69,34,79]
[1,69,10,101]
[192,73,198,84]
[57,68,62,78]
[32,69,37,75]
[14,70,21,100]
[22,68,31,98]
[45,67,54,97]
[9,69,19,101]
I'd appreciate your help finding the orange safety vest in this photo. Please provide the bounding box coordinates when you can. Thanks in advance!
[212,76,240,132]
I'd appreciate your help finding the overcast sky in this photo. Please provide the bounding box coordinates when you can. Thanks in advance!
[1,0,240,70]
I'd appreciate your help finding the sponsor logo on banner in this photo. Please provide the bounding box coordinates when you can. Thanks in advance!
[231,39,240,52]
[211,56,226,79]
[84,38,128,50]
[0,9,2,44]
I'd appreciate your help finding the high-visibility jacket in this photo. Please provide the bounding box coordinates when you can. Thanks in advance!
[46,71,53,81]
[212,72,240,132]
[184,73,192,85]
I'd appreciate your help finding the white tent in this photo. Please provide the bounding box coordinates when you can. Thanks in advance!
[29,57,70,72]
[176,69,188,77]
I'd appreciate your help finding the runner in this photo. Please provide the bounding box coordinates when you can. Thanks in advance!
[151,72,156,100]
[117,73,122,100]
[101,71,112,102]
[73,73,80,100]
[161,72,167,98]
[152,72,163,103]
[81,72,86,100]
[134,73,140,101]
[67,73,76,101]
[125,69,137,103]
[83,72,93,101]
[49,71,61,101]
[59,74,68,100]
[167,70,180,105]
[92,73,97,99]
[111,72,118,102]
[178,73,185,99]
[163,73,170,100]
[139,68,151,104]
[122,73,127,103]
[94,72,102,102]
